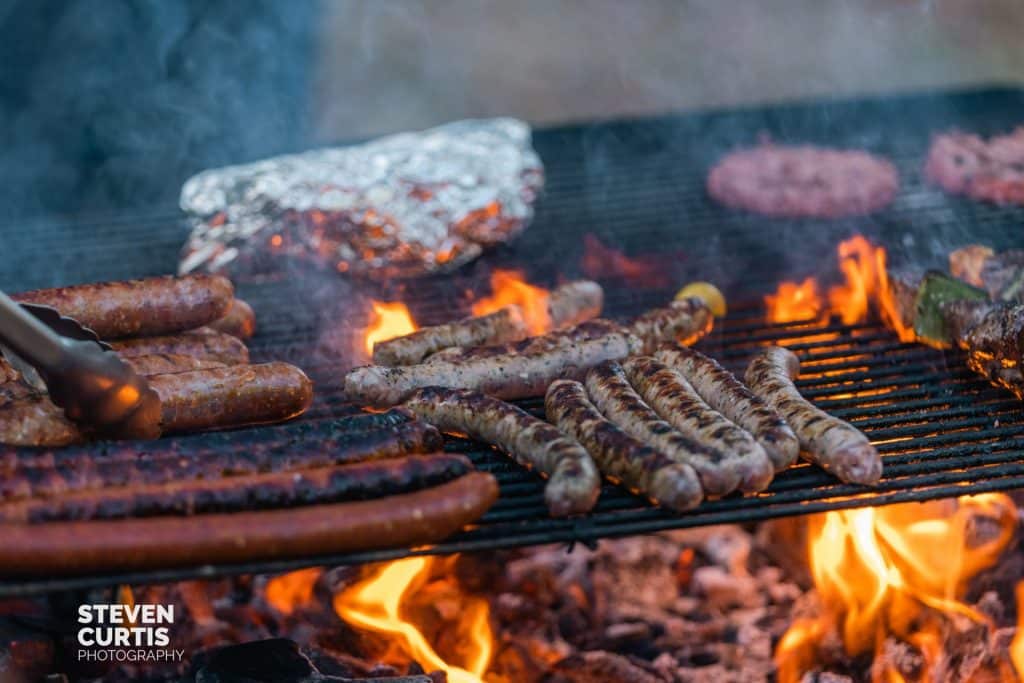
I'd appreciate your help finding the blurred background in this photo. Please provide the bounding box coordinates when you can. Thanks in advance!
[0,0,1022,219]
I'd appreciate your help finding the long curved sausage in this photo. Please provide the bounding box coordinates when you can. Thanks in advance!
[621,356,774,493]
[547,280,604,329]
[13,274,234,340]
[0,454,473,522]
[745,346,882,485]
[403,387,600,516]
[346,323,640,405]
[0,421,444,500]
[123,354,227,376]
[655,347,799,471]
[584,361,741,496]
[0,472,498,575]
[111,328,249,365]
[628,297,713,354]
[208,299,257,339]
[373,306,528,366]
[545,379,703,511]
[150,362,313,434]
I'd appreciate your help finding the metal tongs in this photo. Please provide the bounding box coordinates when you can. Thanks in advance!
[0,290,162,439]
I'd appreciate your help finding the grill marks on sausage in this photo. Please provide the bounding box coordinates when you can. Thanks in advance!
[585,361,742,496]
[0,453,473,523]
[110,328,250,365]
[545,379,702,511]
[622,357,774,493]
[745,347,882,485]
[0,472,498,575]
[12,274,234,340]
[346,321,639,405]
[547,280,604,329]
[655,347,799,471]
[374,306,528,366]
[628,298,713,355]
[403,387,600,516]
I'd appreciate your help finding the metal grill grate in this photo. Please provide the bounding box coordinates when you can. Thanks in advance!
[0,86,1023,596]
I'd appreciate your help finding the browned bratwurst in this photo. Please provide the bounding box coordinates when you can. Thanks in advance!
[403,387,600,516]
[0,397,82,447]
[745,347,881,485]
[545,379,703,511]
[0,417,443,500]
[373,306,528,367]
[110,328,249,365]
[655,347,799,472]
[0,472,498,574]
[585,361,745,496]
[0,453,473,523]
[208,298,256,339]
[629,298,714,354]
[346,321,640,406]
[13,274,233,340]
[122,354,227,376]
[150,362,312,434]
[621,356,774,493]
[547,280,604,329]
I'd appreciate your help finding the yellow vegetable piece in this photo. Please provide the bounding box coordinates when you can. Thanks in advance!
[675,281,727,317]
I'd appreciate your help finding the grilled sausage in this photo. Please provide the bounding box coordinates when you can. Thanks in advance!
[373,306,528,366]
[629,297,713,355]
[0,419,444,500]
[548,280,604,329]
[745,347,882,485]
[403,387,600,516]
[0,453,473,523]
[0,472,498,574]
[12,274,233,340]
[111,328,250,365]
[123,354,227,376]
[545,379,703,511]
[208,298,257,339]
[622,356,774,492]
[585,361,741,496]
[345,322,640,406]
[150,362,313,434]
[655,347,799,471]
[0,396,82,447]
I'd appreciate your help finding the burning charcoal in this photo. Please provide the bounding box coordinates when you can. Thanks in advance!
[192,638,316,682]
[691,567,761,610]
[799,673,854,683]
[552,651,666,683]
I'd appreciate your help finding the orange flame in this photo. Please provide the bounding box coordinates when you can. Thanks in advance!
[334,557,493,683]
[775,494,1018,683]
[365,301,418,355]
[764,235,916,342]
[265,568,322,615]
[1012,581,1024,681]
[472,269,551,336]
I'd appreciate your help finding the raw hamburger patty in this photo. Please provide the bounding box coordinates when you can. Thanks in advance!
[707,143,899,218]
[925,127,1024,205]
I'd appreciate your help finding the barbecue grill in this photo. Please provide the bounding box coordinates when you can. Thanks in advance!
[2,85,1023,597]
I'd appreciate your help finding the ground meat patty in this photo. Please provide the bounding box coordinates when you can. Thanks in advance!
[545,379,703,511]
[745,346,882,485]
[403,387,600,516]
[925,127,1024,205]
[12,274,233,340]
[707,143,899,218]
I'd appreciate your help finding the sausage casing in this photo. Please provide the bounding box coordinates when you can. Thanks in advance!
[373,306,528,366]
[208,299,256,339]
[585,361,741,496]
[745,346,882,485]
[656,347,799,471]
[403,387,600,516]
[545,379,703,511]
[629,297,713,354]
[111,328,249,365]
[547,280,604,329]
[622,356,774,493]
[13,274,233,340]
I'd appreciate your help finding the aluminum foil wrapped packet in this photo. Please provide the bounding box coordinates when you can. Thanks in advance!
[178,118,543,280]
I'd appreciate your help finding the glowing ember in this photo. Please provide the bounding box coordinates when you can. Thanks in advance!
[765,277,823,324]
[764,235,916,342]
[472,269,551,336]
[1013,581,1024,681]
[364,301,417,354]
[334,557,493,683]
[775,494,1018,682]
[265,568,322,615]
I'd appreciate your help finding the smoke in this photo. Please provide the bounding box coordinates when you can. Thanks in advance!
[0,0,317,219]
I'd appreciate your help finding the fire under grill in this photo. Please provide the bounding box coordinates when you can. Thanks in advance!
[1,86,1023,596]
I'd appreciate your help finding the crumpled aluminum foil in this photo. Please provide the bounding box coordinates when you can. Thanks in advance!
[178,118,543,280]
